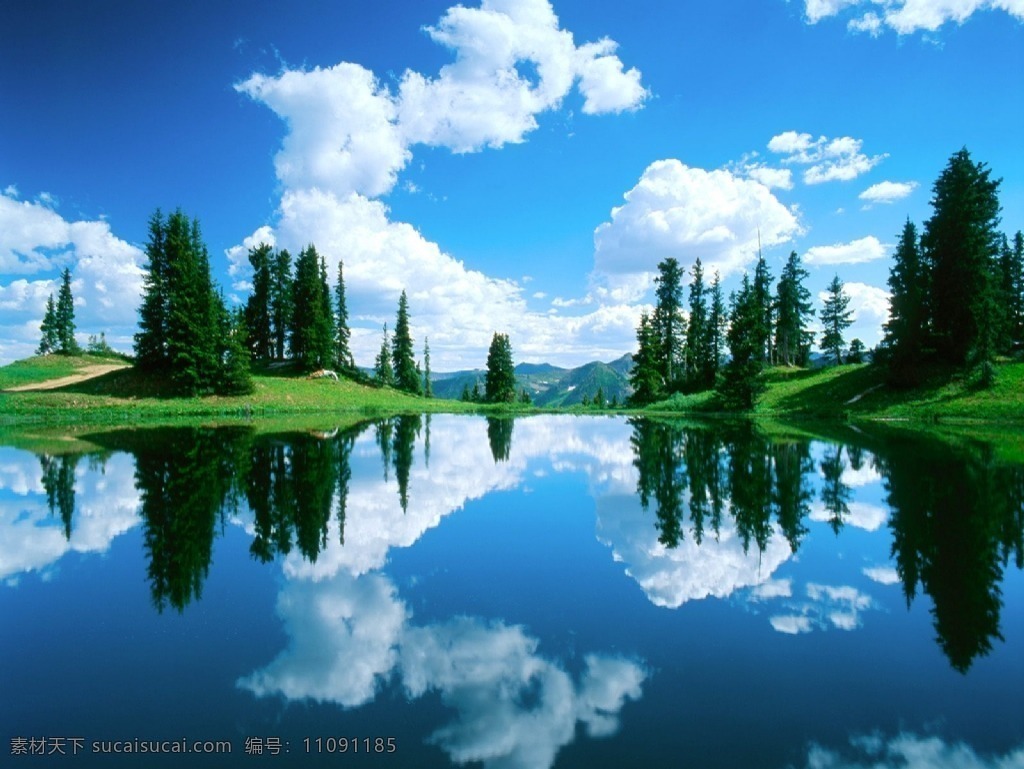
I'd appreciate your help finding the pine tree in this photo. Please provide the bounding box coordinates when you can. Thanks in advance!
[629,311,662,406]
[135,209,169,370]
[653,258,685,391]
[37,294,59,355]
[752,252,774,364]
[485,332,517,403]
[923,148,1002,367]
[422,337,433,398]
[883,219,928,385]
[392,290,421,394]
[335,259,354,371]
[374,324,394,386]
[685,258,711,391]
[217,300,254,395]
[270,249,292,361]
[54,268,78,354]
[718,274,765,410]
[706,272,726,383]
[820,274,854,366]
[289,245,333,370]
[774,251,814,367]
[245,243,274,361]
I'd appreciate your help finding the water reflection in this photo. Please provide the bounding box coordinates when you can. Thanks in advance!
[2,416,1022,677]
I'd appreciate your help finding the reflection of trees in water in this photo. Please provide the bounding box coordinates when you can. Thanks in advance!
[629,419,813,554]
[629,417,1024,673]
[879,432,1024,673]
[39,453,80,540]
[486,417,514,463]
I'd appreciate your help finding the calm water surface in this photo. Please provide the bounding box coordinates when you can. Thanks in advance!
[1,415,1022,768]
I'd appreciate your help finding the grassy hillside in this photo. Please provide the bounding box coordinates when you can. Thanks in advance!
[0,356,479,423]
[645,359,1024,423]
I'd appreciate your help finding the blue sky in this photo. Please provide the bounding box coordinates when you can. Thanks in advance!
[1,0,1022,370]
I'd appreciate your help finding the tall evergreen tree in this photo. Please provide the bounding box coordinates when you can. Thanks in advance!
[685,258,711,391]
[820,274,854,366]
[335,259,354,371]
[752,251,774,364]
[923,148,1002,367]
[135,209,169,370]
[37,294,59,355]
[485,332,516,403]
[884,220,928,384]
[374,324,394,386]
[774,251,814,367]
[217,299,254,395]
[289,245,333,369]
[706,272,726,384]
[54,268,78,354]
[270,249,293,361]
[718,275,765,410]
[629,311,662,406]
[392,290,421,394]
[653,257,686,391]
[422,337,433,398]
[245,243,274,361]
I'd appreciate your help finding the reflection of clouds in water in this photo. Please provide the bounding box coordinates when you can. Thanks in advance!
[595,495,794,608]
[810,500,889,531]
[238,571,407,707]
[241,572,646,769]
[403,619,645,768]
[863,565,900,585]
[840,463,882,488]
[799,732,1024,769]
[0,450,140,583]
[768,583,876,635]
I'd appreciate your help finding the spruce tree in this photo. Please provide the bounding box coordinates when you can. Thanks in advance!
[135,209,169,370]
[392,290,421,394]
[55,268,78,354]
[820,274,854,366]
[289,245,333,370]
[374,324,394,386]
[923,148,1002,366]
[653,258,685,391]
[270,249,292,361]
[685,258,711,391]
[485,332,516,403]
[245,243,274,361]
[37,295,59,355]
[774,251,814,367]
[335,260,354,371]
[718,275,765,409]
[706,273,726,384]
[752,252,774,364]
[422,337,433,398]
[629,311,662,405]
[884,220,928,385]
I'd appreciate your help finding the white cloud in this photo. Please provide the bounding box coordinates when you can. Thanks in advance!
[591,159,802,299]
[799,732,1024,769]
[231,0,648,370]
[810,500,889,531]
[746,165,795,190]
[767,132,887,184]
[805,236,888,265]
[237,63,408,199]
[396,0,646,152]
[771,614,814,634]
[804,0,1024,34]
[0,191,146,363]
[859,180,918,205]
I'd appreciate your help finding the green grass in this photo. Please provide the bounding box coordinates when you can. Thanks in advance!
[2,355,1022,426]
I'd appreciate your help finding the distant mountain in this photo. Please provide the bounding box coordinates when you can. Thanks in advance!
[429,357,633,405]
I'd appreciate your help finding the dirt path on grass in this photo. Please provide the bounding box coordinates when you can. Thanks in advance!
[3,363,130,392]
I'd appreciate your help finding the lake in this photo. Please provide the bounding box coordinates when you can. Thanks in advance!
[1,415,1022,768]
